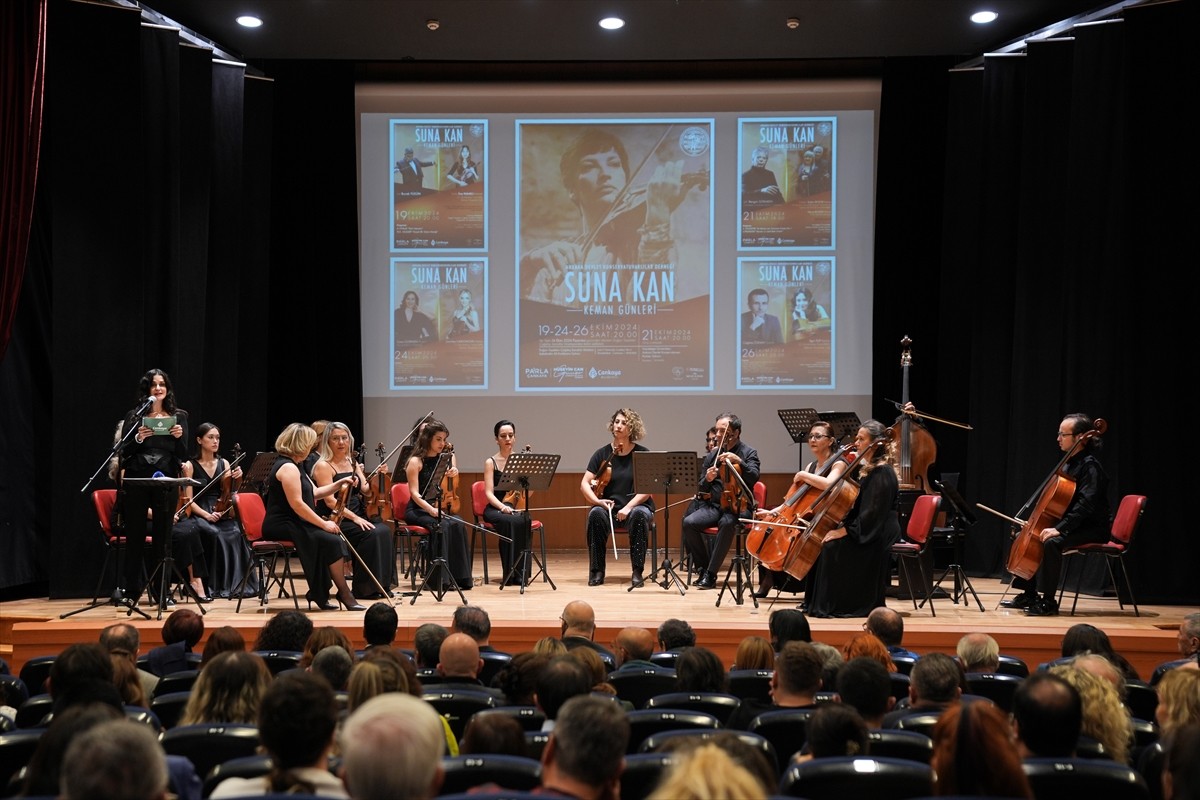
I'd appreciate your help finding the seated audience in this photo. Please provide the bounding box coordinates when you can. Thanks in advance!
[611,627,659,671]
[532,636,568,657]
[453,605,507,654]
[675,646,728,694]
[540,695,629,800]
[732,635,775,671]
[47,642,122,717]
[882,652,962,728]
[19,702,124,797]
[957,632,1001,674]
[647,741,770,800]
[413,622,449,670]
[866,606,919,660]
[346,647,410,710]
[769,608,811,650]
[459,711,527,756]
[534,655,593,732]
[657,618,697,651]
[434,632,504,699]
[565,646,619,699]
[99,622,158,700]
[495,651,549,706]
[1012,671,1083,758]
[811,640,845,688]
[1156,668,1200,739]
[253,609,313,652]
[840,632,896,672]
[726,640,824,730]
[178,650,271,726]
[1163,722,1200,800]
[836,656,895,728]
[1052,661,1134,764]
[145,608,204,677]
[339,693,445,800]
[1061,623,1140,682]
[301,626,355,669]
[647,730,776,794]
[362,602,399,651]
[61,719,169,800]
[931,701,1034,798]
[201,626,246,667]
[560,600,617,664]
[310,645,354,691]
[794,702,869,763]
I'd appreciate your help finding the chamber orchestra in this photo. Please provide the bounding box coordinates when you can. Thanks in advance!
[103,344,1110,621]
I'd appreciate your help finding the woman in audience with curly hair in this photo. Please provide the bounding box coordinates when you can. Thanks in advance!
[733,635,775,671]
[676,646,728,694]
[1052,662,1134,764]
[840,632,898,673]
[1157,667,1200,738]
[647,741,772,800]
[179,650,272,726]
[300,626,356,670]
[930,701,1033,798]
[495,651,549,706]
[252,609,313,653]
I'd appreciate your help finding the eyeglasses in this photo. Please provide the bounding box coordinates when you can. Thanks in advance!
[808,434,829,440]
[1056,432,1076,439]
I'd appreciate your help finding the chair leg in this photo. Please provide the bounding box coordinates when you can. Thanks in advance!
[916,555,935,617]
[1101,555,1124,611]
[1115,556,1139,617]
[897,557,918,611]
[539,526,549,583]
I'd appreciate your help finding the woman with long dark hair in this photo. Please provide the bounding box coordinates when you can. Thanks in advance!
[404,419,472,589]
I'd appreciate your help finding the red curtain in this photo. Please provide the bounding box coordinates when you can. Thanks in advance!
[0,0,46,362]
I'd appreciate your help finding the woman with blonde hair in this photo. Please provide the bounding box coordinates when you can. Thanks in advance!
[1156,667,1200,737]
[179,650,272,726]
[733,635,774,671]
[1052,662,1134,764]
[646,741,772,800]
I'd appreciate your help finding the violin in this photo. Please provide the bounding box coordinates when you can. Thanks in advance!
[719,458,748,515]
[440,443,462,515]
[504,444,534,507]
[212,443,242,519]
[364,442,393,522]
[589,443,617,498]
[330,444,363,523]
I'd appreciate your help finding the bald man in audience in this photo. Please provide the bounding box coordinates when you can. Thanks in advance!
[99,622,159,700]
[611,627,658,671]
[560,600,616,665]
[434,632,502,698]
[957,632,1000,674]
[866,606,919,660]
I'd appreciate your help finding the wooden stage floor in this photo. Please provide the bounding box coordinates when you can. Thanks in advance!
[1,551,1190,680]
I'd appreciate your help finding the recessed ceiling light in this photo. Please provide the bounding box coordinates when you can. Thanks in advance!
[971,10,999,24]
[236,15,262,28]
[599,17,625,31]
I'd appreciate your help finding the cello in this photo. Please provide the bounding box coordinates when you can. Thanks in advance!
[979,418,1107,581]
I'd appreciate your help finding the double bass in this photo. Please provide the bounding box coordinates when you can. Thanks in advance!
[893,336,938,496]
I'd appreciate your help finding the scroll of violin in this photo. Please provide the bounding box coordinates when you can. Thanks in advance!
[504,444,534,507]
[440,443,462,515]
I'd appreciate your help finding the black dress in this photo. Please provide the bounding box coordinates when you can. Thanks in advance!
[482,457,532,583]
[805,462,901,618]
[174,458,255,598]
[262,456,344,603]
[405,457,472,588]
[322,466,395,598]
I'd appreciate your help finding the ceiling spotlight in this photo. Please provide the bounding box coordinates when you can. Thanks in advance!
[599,17,625,31]
[235,15,262,28]
[786,17,800,29]
[426,19,440,31]
[970,10,999,24]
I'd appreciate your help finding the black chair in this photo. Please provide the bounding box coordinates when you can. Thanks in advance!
[250,650,304,676]
[1075,735,1111,760]
[963,672,1023,712]
[1125,680,1158,723]
[0,676,29,712]
[124,705,162,733]
[893,713,942,739]
[1022,757,1149,800]
[523,731,550,761]
[202,753,274,798]
[150,690,193,730]
[0,728,45,791]
[866,729,933,763]
[639,729,779,778]
[815,691,838,704]
[153,669,201,698]
[159,723,261,780]
[17,657,55,697]
[607,668,679,710]
[478,651,514,688]
[727,669,774,704]
[777,755,934,799]
[889,655,918,675]
[1136,742,1165,800]
[649,651,681,670]
[422,688,497,741]
[996,654,1031,678]
[471,705,547,733]
[1130,718,1158,751]
[621,753,678,800]
[625,709,721,754]
[15,694,53,729]
[1150,658,1192,686]
[747,707,818,765]
[889,672,912,702]
[439,754,542,795]
[644,692,742,726]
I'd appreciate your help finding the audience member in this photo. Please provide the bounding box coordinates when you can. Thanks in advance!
[930,701,1033,798]
[611,627,658,670]
[539,695,628,800]
[98,622,159,700]
[362,602,399,650]
[727,640,824,730]
[1157,668,1200,738]
[435,632,502,697]
[1163,722,1200,800]
[414,622,449,669]
[1072,652,1128,699]
[733,635,775,671]
[1052,661,1133,763]
[339,693,445,800]
[957,632,1000,674]
[210,672,346,798]
[495,651,549,706]
[560,600,616,664]
[836,656,895,728]
[866,606,919,660]
[797,703,869,762]
[675,646,728,694]
[647,730,776,795]
[301,626,355,669]
[840,632,896,672]
[178,650,271,726]
[811,640,845,688]
[452,605,506,653]
[657,618,697,651]
[769,608,811,650]
[111,655,148,708]
[144,608,204,677]
[201,626,246,667]
[310,645,354,691]
[1153,613,1200,685]
[60,718,169,800]
[532,636,568,657]
[459,711,527,757]
[534,655,593,731]
[883,652,962,728]
[47,642,123,717]
[1061,623,1140,681]
[346,647,409,711]
[565,646,618,699]
[253,609,313,652]
[19,702,124,797]
[647,741,769,800]
[1011,671,1082,758]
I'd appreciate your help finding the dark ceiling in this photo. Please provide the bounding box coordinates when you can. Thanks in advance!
[140,0,1135,68]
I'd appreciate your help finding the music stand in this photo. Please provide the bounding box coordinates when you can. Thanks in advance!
[495,452,560,593]
[410,450,464,604]
[928,477,984,612]
[777,408,820,471]
[240,452,279,496]
[818,411,863,447]
[123,476,204,620]
[633,451,696,596]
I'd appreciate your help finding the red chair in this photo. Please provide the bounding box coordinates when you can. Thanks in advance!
[890,492,941,615]
[470,481,546,585]
[391,481,430,589]
[232,491,299,612]
[81,488,152,609]
[1058,494,1147,617]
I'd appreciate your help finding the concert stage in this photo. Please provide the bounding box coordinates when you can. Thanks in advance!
[1,552,1187,680]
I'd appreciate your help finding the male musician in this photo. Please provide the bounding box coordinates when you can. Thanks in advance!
[682,413,761,589]
[1002,413,1110,616]
[394,146,435,195]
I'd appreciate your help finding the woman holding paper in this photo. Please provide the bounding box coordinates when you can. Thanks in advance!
[117,368,190,609]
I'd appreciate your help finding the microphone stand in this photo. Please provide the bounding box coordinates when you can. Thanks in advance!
[81,397,153,493]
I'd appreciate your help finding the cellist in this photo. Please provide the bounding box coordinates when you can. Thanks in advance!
[683,412,761,590]
[1002,413,1110,617]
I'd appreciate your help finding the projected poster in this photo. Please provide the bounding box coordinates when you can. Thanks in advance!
[738,117,836,250]
[391,258,487,389]
[390,120,487,251]
[516,120,714,391]
[737,257,835,389]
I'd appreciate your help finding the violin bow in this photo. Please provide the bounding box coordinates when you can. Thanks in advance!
[577,125,675,259]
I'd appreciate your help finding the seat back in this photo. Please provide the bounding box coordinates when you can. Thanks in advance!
[778,755,934,799]
[888,671,912,701]
[0,675,29,712]
[644,692,742,726]
[727,669,774,704]
[963,672,1023,712]
[153,669,201,699]
[17,656,55,696]
[478,650,514,687]
[1110,494,1147,546]
[471,480,489,519]
[472,705,547,733]
[0,728,45,790]
[893,712,942,738]
[233,491,267,543]
[422,689,497,740]
[904,493,940,546]
[754,481,768,508]
[250,650,304,676]
[889,655,917,675]
[523,731,550,760]
[149,690,193,730]
[159,723,261,781]
[439,754,542,795]
[202,753,274,798]
[866,729,933,763]
[638,728,779,777]
[1022,756,1150,800]
[93,488,119,541]
[1125,680,1158,723]
[996,654,1030,678]
[15,694,53,729]
[625,709,721,754]
[747,707,817,764]
[649,651,681,670]
[391,481,412,514]
[621,753,678,800]
[607,668,679,710]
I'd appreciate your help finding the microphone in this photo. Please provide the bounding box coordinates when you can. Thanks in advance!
[137,395,155,412]
[152,471,165,479]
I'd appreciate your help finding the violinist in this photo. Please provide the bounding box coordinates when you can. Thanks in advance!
[1003,413,1110,617]
[404,419,473,590]
[682,413,761,590]
[483,419,532,586]
[751,420,848,599]
[804,419,900,619]
[580,409,656,588]
[175,422,252,599]
[311,422,396,600]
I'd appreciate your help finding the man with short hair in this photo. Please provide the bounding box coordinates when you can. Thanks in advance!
[362,602,399,650]
[540,694,629,800]
[726,640,824,730]
[611,627,658,671]
[434,632,505,700]
[47,642,121,715]
[1153,611,1200,684]
[61,719,169,800]
[414,622,449,669]
[99,622,159,699]
[453,604,505,653]
[309,645,354,692]
[657,618,696,651]
[866,607,919,660]
[340,693,445,800]
[1011,672,1082,758]
[956,632,1000,674]
[534,655,593,732]
[559,600,616,664]
[882,652,962,728]
[836,656,895,728]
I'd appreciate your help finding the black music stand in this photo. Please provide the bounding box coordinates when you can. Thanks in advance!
[777,408,820,471]
[928,477,984,612]
[495,452,560,594]
[633,451,696,596]
[411,450,464,605]
[124,476,205,620]
[240,452,279,496]
[818,411,863,447]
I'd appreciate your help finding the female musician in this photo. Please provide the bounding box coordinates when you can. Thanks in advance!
[790,285,830,340]
[176,422,253,599]
[752,420,848,598]
[262,423,363,611]
[580,409,655,588]
[446,145,480,188]
[311,422,396,599]
[404,419,473,589]
[118,369,189,609]
[1004,413,1110,617]
[804,419,900,618]
[447,289,481,339]
[682,413,761,590]
[394,290,436,344]
[483,420,533,586]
